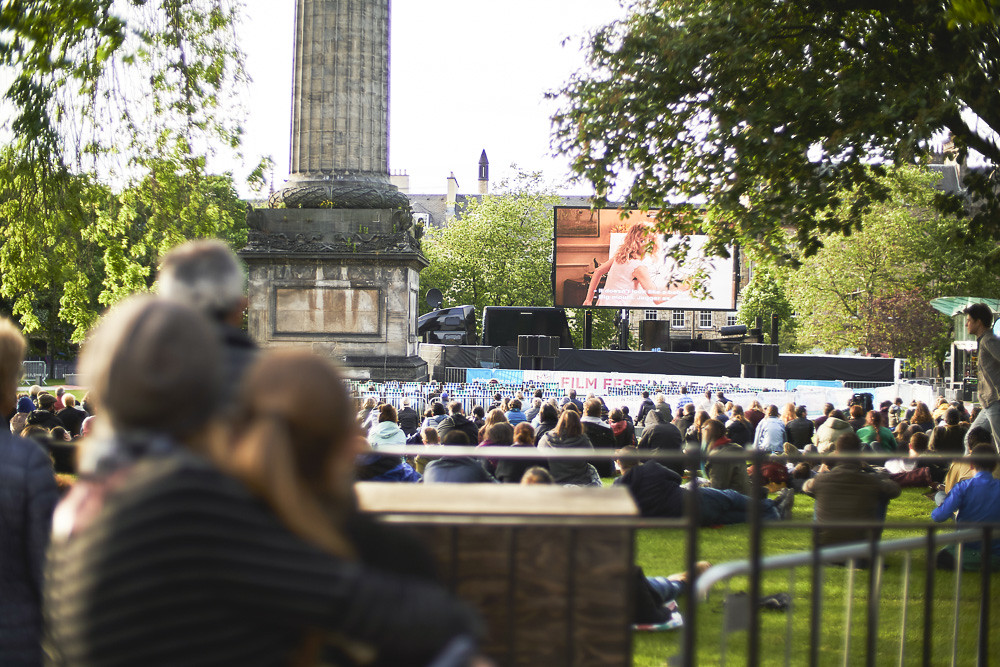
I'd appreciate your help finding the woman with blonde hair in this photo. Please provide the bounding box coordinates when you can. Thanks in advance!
[585,223,680,307]
[477,407,509,443]
[45,296,481,666]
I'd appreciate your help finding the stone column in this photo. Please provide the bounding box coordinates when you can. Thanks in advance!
[271,0,407,210]
[243,0,427,381]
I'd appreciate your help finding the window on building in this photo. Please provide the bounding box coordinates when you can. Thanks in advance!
[726,312,739,327]
[671,311,685,328]
[644,310,658,320]
[698,311,713,329]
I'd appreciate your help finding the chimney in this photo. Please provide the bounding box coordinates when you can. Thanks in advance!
[446,172,459,217]
[478,150,489,195]
[390,170,410,194]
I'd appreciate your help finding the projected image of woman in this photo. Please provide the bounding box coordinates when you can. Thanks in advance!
[585,223,673,307]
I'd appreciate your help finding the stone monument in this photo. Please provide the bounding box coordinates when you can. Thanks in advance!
[242,0,428,381]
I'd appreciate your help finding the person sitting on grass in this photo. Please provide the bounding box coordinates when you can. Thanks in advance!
[703,419,750,495]
[938,427,1000,500]
[423,431,497,484]
[802,432,901,548]
[581,398,617,477]
[931,443,1000,571]
[752,405,786,454]
[494,422,537,484]
[857,410,898,455]
[437,400,480,445]
[613,447,795,523]
[885,431,943,487]
[609,408,637,449]
[928,407,968,456]
[413,426,439,474]
[537,410,602,487]
[520,466,553,485]
[504,398,527,426]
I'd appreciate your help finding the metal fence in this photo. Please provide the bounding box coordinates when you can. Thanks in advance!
[21,360,46,384]
[367,445,999,666]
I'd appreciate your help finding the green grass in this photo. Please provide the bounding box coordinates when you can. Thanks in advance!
[628,488,1000,666]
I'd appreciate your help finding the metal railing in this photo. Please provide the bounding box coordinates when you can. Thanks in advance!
[367,445,999,666]
[694,526,996,667]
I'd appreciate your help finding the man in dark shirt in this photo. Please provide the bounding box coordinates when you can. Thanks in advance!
[637,410,685,475]
[802,433,901,547]
[636,391,656,425]
[581,398,616,477]
[56,394,87,438]
[27,393,64,430]
[396,398,420,436]
[785,406,815,449]
[436,402,479,444]
[614,447,793,524]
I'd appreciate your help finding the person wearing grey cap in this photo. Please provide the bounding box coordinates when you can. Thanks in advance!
[963,302,1000,451]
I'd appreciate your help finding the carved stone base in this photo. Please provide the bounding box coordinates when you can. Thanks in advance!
[241,208,429,382]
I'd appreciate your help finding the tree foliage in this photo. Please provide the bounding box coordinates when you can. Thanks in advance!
[420,169,558,319]
[784,164,998,361]
[737,264,794,346]
[859,290,951,366]
[0,0,252,353]
[553,0,1000,259]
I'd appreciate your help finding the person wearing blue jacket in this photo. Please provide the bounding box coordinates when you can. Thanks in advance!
[932,443,1000,570]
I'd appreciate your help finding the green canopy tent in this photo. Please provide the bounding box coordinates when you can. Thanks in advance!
[929,297,1000,318]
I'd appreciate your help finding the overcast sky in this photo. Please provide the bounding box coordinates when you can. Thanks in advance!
[238,0,625,197]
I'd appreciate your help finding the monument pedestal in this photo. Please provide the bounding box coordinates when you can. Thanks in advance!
[241,207,428,381]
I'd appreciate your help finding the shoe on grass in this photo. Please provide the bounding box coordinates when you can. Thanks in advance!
[775,488,795,520]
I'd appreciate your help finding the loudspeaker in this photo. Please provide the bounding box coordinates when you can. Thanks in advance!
[640,320,672,351]
[741,364,778,379]
[517,335,559,358]
[483,307,574,348]
[739,343,779,366]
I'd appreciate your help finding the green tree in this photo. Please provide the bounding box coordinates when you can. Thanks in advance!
[0,0,252,360]
[737,264,794,348]
[552,0,1000,259]
[859,289,952,369]
[420,169,558,326]
[785,164,999,359]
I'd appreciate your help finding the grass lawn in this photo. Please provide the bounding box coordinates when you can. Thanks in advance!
[628,487,1000,666]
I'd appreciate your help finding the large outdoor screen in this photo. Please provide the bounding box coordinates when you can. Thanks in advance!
[553,207,736,310]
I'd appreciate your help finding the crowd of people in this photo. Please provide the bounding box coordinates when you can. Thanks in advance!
[355,373,1000,569]
[3,240,1000,665]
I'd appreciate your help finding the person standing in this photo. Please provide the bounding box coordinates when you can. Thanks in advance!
[0,318,59,666]
[964,303,1000,451]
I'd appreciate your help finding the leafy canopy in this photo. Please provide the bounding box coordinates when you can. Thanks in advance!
[553,0,1000,259]
[420,169,557,319]
[784,164,993,363]
[0,0,253,347]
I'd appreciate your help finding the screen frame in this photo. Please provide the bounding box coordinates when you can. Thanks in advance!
[551,206,738,311]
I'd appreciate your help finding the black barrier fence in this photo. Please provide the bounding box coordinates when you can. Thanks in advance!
[365,446,1000,666]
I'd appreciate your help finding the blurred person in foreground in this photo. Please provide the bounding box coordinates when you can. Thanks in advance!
[156,239,257,394]
[0,318,59,666]
[44,296,482,666]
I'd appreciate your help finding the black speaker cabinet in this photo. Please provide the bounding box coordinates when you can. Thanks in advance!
[739,343,779,366]
[639,320,672,351]
[517,335,559,358]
